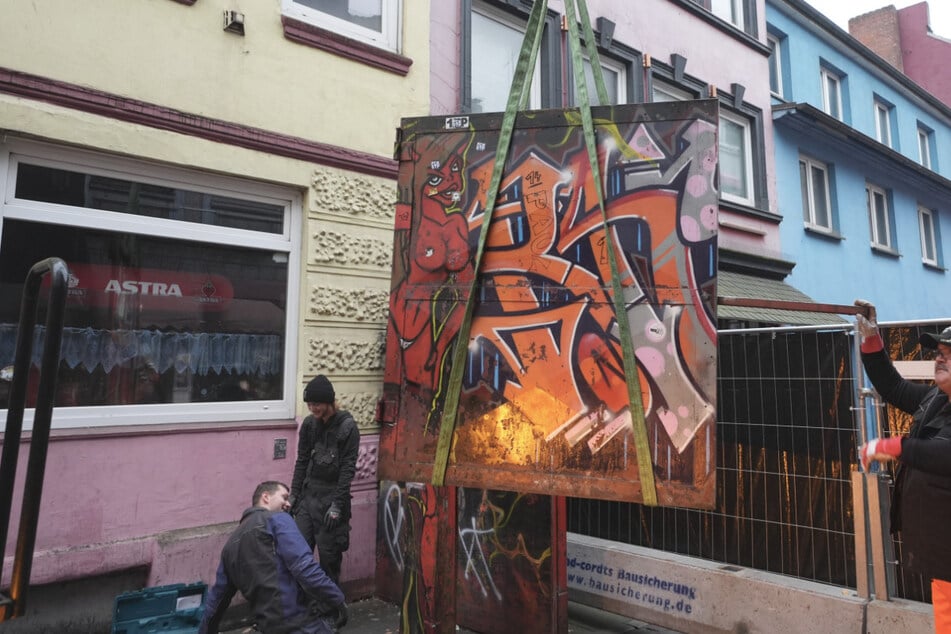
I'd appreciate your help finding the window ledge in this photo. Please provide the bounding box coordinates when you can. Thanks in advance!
[281,15,413,77]
[0,419,299,443]
[924,261,946,272]
[804,225,843,241]
[169,0,197,5]
[718,199,781,224]
[871,244,901,258]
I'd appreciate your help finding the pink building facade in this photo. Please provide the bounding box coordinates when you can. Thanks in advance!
[850,2,951,105]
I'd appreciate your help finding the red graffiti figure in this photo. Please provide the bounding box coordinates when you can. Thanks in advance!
[387,135,474,430]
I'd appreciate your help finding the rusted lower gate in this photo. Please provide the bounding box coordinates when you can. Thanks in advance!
[376,1,720,631]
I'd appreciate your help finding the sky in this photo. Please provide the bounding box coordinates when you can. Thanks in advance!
[802,0,951,38]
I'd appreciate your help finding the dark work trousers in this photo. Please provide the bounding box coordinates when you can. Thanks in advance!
[295,485,350,585]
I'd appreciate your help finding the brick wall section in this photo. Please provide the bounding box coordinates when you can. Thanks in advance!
[897,1,951,105]
[849,6,904,71]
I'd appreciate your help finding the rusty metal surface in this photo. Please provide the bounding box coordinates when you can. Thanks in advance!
[381,101,719,507]
[718,296,866,316]
[376,483,565,634]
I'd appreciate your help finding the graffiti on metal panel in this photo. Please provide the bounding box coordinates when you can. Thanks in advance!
[384,104,718,502]
[456,488,552,612]
[376,484,555,633]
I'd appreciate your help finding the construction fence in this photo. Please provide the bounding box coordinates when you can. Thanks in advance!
[567,320,951,606]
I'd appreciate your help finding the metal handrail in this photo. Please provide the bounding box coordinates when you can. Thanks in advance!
[0,258,69,621]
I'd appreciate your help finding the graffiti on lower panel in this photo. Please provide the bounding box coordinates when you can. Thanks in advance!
[383,102,719,505]
[459,515,502,600]
[382,482,405,572]
[376,482,556,633]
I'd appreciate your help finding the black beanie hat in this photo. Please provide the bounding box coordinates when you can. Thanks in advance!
[303,375,335,404]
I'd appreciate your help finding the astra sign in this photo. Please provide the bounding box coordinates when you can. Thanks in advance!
[50,263,234,312]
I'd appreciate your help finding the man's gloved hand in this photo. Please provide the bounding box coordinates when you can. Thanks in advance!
[334,602,349,629]
[289,494,300,517]
[854,299,883,353]
[324,502,342,529]
[860,436,902,471]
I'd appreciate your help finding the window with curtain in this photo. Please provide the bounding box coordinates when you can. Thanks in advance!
[468,3,543,113]
[0,142,299,429]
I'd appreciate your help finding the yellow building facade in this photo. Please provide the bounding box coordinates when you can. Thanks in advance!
[0,0,427,627]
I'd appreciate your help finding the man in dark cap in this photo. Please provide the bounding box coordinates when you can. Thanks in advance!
[291,375,359,586]
[854,301,951,630]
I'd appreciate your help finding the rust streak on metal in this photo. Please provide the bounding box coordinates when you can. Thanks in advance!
[717,296,867,317]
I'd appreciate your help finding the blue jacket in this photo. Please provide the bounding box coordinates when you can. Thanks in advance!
[200,507,345,633]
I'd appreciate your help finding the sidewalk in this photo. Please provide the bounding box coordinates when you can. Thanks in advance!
[222,596,683,633]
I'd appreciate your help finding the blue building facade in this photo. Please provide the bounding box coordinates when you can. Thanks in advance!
[767,0,951,321]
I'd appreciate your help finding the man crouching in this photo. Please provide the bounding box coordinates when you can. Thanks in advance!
[200,481,348,634]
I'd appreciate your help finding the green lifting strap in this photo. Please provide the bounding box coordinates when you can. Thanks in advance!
[432,0,658,507]
[563,0,656,506]
[430,0,548,486]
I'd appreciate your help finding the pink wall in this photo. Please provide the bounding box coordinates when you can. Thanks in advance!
[1,423,380,598]
[429,0,782,260]
[898,2,951,105]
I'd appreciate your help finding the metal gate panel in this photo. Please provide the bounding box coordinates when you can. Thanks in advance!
[381,101,719,507]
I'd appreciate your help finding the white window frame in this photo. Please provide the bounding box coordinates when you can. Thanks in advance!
[866,183,893,250]
[711,0,745,28]
[799,155,833,232]
[0,139,302,430]
[281,0,402,53]
[574,55,627,106]
[918,126,933,169]
[652,82,693,103]
[820,68,842,121]
[718,110,755,207]
[874,100,892,147]
[469,2,543,113]
[768,34,783,98]
[919,205,939,266]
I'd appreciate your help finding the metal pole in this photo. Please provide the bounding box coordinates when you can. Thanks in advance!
[0,258,69,621]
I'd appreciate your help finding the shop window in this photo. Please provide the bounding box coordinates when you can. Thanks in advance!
[0,143,299,429]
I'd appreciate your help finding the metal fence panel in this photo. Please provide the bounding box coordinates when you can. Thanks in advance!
[569,327,859,588]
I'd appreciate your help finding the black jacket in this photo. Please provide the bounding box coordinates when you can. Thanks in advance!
[862,347,951,581]
[291,411,359,511]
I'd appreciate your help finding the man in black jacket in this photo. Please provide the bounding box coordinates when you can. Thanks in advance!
[199,481,347,634]
[855,300,951,631]
[291,375,359,585]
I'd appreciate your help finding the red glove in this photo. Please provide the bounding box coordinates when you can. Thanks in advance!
[854,300,883,353]
[860,436,902,471]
